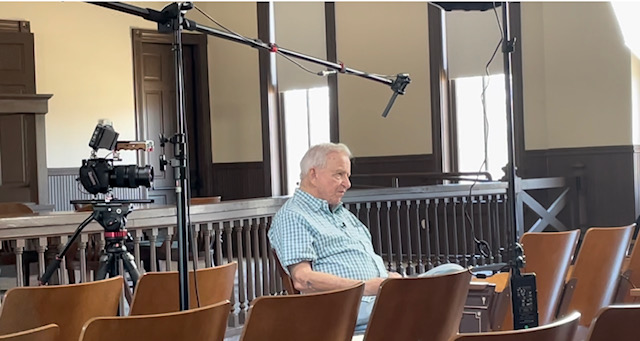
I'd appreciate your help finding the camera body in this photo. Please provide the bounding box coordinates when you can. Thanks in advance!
[78,120,154,195]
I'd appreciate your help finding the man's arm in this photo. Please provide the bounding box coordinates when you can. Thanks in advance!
[289,262,386,296]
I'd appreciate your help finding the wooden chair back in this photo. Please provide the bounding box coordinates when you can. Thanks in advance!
[129,262,237,315]
[615,225,640,303]
[363,268,472,341]
[0,203,33,217]
[0,324,58,341]
[272,251,299,295]
[453,311,580,341]
[520,230,580,325]
[586,304,640,341]
[0,276,123,341]
[79,301,230,341]
[559,225,634,327]
[240,282,364,341]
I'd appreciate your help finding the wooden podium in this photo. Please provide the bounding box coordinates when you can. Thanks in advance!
[0,94,52,204]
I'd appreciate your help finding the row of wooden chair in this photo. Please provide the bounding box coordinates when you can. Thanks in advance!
[464,223,640,341]
[455,304,640,341]
[0,262,237,341]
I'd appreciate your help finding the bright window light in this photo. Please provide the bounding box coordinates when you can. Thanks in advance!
[612,2,640,59]
[282,87,330,194]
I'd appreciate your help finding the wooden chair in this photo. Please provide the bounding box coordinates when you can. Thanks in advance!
[79,301,230,341]
[0,324,59,341]
[240,282,364,341]
[0,276,123,341]
[556,225,634,333]
[452,311,581,341]
[496,230,581,329]
[361,268,471,341]
[585,305,640,341]
[615,225,640,303]
[129,262,237,315]
[0,203,34,217]
[272,251,299,295]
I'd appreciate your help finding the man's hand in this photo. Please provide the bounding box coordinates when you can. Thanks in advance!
[363,277,386,296]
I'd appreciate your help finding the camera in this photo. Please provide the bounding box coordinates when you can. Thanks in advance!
[78,120,154,195]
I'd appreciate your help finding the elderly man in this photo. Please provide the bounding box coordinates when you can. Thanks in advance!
[268,142,463,332]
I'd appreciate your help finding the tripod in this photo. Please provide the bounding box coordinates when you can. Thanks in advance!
[40,200,148,287]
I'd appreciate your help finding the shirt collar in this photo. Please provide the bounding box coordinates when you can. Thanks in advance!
[294,188,344,213]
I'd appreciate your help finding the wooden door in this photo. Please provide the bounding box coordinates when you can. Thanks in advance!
[133,30,211,205]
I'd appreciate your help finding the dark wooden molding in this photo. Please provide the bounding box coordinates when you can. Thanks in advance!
[324,2,339,143]
[257,2,283,197]
[211,162,266,200]
[522,145,640,228]
[0,94,52,114]
[428,4,451,173]
[0,19,30,33]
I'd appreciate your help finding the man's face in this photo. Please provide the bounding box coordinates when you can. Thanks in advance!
[311,152,352,206]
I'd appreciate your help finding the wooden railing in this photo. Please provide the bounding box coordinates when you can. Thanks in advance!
[0,177,573,328]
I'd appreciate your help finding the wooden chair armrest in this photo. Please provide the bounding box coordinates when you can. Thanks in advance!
[556,277,578,319]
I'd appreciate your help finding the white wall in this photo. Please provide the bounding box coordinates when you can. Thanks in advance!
[521,2,632,150]
[446,6,505,79]
[0,2,161,168]
[335,2,432,157]
[275,2,328,92]
[193,2,262,163]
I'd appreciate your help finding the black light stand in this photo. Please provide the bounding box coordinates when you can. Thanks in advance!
[501,2,539,330]
[432,1,539,329]
[90,1,411,312]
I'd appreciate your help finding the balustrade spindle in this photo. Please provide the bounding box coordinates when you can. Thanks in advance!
[404,200,414,276]
[251,218,262,298]
[164,226,174,271]
[373,202,382,255]
[15,239,25,286]
[235,220,247,324]
[224,221,238,327]
[131,230,142,270]
[443,198,450,264]
[37,237,47,281]
[214,222,223,267]
[245,219,255,307]
[423,199,433,270]
[469,197,477,266]
[412,200,424,273]
[384,201,393,269]
[79,234,88,283]
[58,236,68,284]
[487,195,495,263]
[148,228,158,272]
[433,198,441,266]
[259,217,269,296]
[394,201,403,275]
[461,197,469,267]
[203,223,213,268]
[452,198,459,265]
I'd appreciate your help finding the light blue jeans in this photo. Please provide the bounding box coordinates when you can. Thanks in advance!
[354,263,466,333]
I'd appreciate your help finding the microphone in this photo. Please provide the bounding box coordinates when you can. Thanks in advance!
[381,74,411,117]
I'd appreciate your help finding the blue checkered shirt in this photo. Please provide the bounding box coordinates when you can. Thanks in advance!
[269,189,388,300]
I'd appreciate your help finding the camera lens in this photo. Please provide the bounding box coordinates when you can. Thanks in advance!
[111,165,154,189]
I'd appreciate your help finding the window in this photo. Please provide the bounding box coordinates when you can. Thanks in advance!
[454,74,507,180]
[281,86,330,194]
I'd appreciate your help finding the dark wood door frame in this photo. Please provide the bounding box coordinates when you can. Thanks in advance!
[131,29,213,197]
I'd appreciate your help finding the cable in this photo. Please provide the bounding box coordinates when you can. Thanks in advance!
[462,2,504,261]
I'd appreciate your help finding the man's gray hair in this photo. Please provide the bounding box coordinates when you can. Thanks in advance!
[300,143,352,180]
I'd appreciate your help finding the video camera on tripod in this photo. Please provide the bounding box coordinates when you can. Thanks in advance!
[78,119,154,196]
[40,121,155,287]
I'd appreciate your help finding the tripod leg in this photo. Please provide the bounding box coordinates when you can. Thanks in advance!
[121,251,140,287]
[96,252,113,280]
